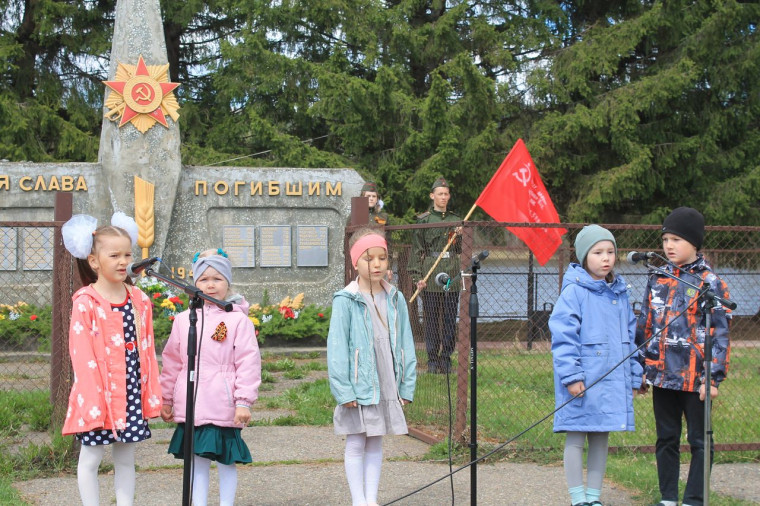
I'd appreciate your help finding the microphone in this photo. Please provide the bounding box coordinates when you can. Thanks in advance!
[434,272,451,287]
[471,250,489,267]
[127,257,160,277]
[626,251,655,264]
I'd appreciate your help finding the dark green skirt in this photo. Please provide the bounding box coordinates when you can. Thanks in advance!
[168,423,252,465]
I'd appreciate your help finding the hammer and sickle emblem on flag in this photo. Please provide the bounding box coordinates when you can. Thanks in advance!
[512,163,532,187]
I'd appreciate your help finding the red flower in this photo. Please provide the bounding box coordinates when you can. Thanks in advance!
[279,306,295,319]
[30,315,38,321]
[169,296,183,306]
[169,316,175,322]
[318,313,324,318]
[153,293,162,299]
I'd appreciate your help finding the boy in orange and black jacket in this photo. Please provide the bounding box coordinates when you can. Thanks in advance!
[635,207,732,506]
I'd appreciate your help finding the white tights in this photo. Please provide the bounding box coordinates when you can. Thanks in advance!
[191,455,238,506]
[77,442,136,506]
[344,433,383,506]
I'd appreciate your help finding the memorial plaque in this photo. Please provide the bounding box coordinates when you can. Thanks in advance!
[0,227,16,271]
[22,227,53,271]
[259,225,291,267]
[296,225,328,267]
[223,225,256,267]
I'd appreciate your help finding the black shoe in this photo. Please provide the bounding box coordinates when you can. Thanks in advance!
[588,502,603,506]
[571,503,590,506]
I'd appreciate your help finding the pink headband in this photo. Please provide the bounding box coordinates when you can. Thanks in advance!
[350,234,387,266]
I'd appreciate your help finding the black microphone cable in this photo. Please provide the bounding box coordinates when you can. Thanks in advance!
[444,352,455,506]
[382,294,701,505]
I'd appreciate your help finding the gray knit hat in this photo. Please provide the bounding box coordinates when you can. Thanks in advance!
[193,255,232,286]
[574,225,616,265]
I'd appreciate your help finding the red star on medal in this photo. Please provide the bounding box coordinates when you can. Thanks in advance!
[103,55,181,133]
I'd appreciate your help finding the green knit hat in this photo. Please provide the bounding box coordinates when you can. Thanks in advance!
[574,224,616,265]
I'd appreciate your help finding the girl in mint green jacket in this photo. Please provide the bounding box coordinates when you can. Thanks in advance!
[327,227,416,506]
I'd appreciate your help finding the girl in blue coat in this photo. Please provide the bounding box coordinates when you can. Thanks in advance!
[549,225,643,506]
[328,227,417,506]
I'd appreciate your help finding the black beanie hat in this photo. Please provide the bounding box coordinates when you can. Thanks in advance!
[662,207,705,250]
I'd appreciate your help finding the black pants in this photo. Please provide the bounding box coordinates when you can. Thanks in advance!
[653,386,714,506]
[421,291,459,371]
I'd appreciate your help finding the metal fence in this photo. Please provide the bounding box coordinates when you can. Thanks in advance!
[0,194,75,449]
[346,221,760,452]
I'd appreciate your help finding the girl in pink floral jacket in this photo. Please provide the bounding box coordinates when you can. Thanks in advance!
[61,213,162,506]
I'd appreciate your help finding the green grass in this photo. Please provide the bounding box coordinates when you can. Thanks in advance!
[254,379,334,426]
[0,432,77,503]
[405,346,760,450]
[0,390,54,436]
[262,358,297,372]
[605,449,760,505]
[261,370,276,383]
[283,369,307,380]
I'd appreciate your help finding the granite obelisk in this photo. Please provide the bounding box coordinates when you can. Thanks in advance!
[98,0,181,259]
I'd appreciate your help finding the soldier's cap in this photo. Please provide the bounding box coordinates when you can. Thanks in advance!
[361,181,379,194]
[431,177,449,191]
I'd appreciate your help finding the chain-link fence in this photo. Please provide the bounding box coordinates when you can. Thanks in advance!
[347,221,760,452]
[0,199,75,450]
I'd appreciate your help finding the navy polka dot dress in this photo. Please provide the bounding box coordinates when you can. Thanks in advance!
[76,298,152,446]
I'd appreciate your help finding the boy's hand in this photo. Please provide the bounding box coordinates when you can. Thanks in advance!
[699,384,719,401]
[234,406,251,425]
[160,404,173,422]
[638,380,649,395]
[342,400,358,408]
[567,381,585,397]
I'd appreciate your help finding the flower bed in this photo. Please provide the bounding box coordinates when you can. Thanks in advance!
[0,302,52,351]
[134,277,188,351]
[248,291,331,345]
[135,280,331,350]
[0,282,332,353]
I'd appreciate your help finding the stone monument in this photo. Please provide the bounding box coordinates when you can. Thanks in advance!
[0,0,363,306]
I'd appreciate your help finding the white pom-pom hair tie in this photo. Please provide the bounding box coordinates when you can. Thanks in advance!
[61,212,139,259]
[61,215,98,259]
[110,212,139,246]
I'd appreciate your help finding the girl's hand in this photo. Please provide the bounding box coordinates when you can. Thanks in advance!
[160,404,173,422]
[342,400,358,408]
[567,381,585,397]
[400,399,411,406]
[699,384,719,401]
[234,406,251,426]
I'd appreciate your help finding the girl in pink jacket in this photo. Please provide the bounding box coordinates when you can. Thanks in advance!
[61,213,162,506]
[160,249,261,506]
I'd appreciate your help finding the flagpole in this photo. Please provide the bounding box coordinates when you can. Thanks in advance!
[409,202,478,303]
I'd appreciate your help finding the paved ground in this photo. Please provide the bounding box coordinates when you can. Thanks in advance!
[13,425,760,505]
[14,426,640,505]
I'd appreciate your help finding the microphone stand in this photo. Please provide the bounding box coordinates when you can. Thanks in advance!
[642,255,735,506]
[144,266,232,506]
[460,251,488,505]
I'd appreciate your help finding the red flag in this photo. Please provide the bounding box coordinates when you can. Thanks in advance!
[475,139,566,265]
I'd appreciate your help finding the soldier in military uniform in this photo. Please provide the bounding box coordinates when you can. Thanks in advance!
[409,177,462,373]
[360,181,388,226]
